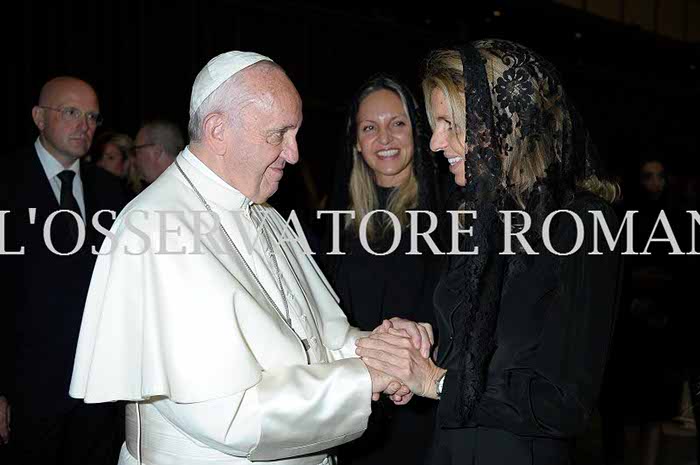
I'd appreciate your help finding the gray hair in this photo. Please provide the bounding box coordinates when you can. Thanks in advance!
[140,120,185,158]
[187,60,282,142]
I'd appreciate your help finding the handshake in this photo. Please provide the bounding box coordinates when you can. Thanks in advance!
[356,318,447,404]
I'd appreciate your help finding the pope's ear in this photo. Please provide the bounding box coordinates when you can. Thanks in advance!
[202,113,227,155]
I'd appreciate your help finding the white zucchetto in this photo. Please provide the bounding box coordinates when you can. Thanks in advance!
[189,51,273,118]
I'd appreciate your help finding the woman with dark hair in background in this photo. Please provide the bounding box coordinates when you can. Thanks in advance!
[94,131,132,178]
[601,158,688,465]
[322,74,444,465]
[356,40,623,464]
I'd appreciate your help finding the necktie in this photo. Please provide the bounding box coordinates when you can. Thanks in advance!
[56,170,82,245]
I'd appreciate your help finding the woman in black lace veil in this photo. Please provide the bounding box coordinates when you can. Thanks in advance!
[320,74,444,465]
[355,40,623,464]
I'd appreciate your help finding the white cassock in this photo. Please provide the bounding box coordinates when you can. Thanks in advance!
[70,147,372,465]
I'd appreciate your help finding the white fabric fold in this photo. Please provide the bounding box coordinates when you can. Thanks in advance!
[70,146,373,465]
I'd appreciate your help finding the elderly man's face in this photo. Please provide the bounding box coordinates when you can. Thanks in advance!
[225,69,302,203]
[133,128,161,183]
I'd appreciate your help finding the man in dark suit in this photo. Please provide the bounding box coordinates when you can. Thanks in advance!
[1,76,126,464]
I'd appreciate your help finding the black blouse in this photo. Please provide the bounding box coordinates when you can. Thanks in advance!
[328,186,443,465]
[435,194,622,438]
[331,187,442,331]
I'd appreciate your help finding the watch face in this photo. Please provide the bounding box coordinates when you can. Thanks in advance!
[436,374,446,397]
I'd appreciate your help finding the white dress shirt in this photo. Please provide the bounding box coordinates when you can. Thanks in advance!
[34,137,86,220]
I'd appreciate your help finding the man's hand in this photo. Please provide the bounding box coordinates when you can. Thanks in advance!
[0,396,10,445]
[366,365,395,396]
[389,389,414,405]
[370,379,412,402]
[364,361,414,404]
[372,318,434,359]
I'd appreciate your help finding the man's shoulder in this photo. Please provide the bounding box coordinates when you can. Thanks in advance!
[82,164,124,192]
[81,164,128,212]
[83,163,119,182]
[127,166,184,209]
[113,168,191,233]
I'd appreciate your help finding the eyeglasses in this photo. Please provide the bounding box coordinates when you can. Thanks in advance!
[131,143,156,154]
[39,106,104,127]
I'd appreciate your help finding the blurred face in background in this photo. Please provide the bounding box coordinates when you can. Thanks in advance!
[355,89,414,188]
[640,160,665,200]
[98,142,128,177]
[133,128,162,183]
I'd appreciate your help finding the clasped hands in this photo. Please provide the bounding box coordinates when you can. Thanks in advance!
[358,317,445,404]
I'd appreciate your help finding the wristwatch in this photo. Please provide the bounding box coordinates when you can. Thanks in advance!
[435,372,446,399]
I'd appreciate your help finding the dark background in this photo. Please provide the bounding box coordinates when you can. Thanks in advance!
[6,4,699,462]
[9,0,699,207]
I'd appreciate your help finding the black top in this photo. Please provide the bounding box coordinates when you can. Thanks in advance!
[602,194,689,422]
[332,187,442,331]
[328,186,443,465]
[2,146,126,411]
[435,193,621,438]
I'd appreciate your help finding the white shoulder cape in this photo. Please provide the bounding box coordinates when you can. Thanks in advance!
[69,152,348,403]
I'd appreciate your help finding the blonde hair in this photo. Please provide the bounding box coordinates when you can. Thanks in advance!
[347,85,419,241]
[422,48,620,205]
[422,50,467,151]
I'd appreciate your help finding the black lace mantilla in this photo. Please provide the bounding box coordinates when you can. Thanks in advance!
[444,39,609,425]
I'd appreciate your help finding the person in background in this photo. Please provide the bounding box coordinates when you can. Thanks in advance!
[323,74,443,465]
[2,76,125,465]
[603,158,687,465]
[94,132,133,178]
[131,119,184,185]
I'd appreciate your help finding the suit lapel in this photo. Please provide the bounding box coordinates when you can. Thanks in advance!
[79,164,96,245]
[22,146,60,213]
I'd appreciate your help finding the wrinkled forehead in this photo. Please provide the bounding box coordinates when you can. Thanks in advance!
[251,81,302,125]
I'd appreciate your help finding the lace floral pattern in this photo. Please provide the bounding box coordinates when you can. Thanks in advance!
[442,39,608,425]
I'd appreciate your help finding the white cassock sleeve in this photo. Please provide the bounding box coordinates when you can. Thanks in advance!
[153,357,371,461]
[70,180,374,461]
[326,327,371,361]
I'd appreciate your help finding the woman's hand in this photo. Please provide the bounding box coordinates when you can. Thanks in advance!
[372,318,434,359]
[356,329,445,399]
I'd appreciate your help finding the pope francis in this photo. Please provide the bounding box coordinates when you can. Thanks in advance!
[69,51,429,465]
